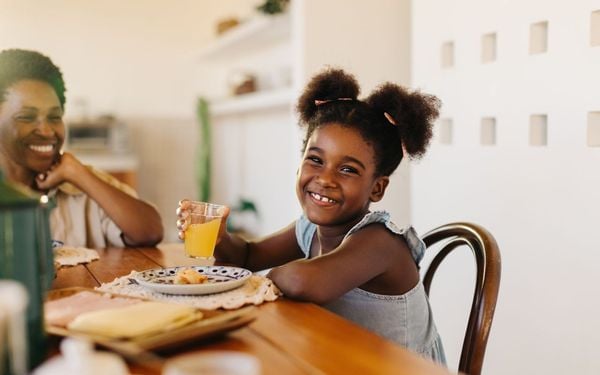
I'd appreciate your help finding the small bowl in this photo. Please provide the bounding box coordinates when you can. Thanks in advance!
[163,351,261,375]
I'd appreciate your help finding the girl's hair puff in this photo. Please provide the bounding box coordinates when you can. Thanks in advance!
[366,83,440,160]
[296,68,360,124]
[296,68,440,177]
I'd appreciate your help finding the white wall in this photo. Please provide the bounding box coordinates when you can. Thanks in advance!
[412,1,600,374]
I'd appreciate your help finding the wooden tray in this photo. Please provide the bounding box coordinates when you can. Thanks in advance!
[45,287,257,356]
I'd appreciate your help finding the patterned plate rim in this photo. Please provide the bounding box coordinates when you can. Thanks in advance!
[134,266,252,295]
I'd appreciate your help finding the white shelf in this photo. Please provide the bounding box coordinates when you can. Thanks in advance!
[210,88,293,116]
[198,13,291,61]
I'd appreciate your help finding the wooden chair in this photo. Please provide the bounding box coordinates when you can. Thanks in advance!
[422,222,501,375]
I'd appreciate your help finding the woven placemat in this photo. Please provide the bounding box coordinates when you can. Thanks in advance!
[96,271,281,310]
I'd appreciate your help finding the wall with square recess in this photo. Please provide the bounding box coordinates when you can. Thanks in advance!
[412,1,600,375]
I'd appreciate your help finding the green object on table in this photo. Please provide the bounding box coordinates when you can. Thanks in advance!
[196,98,211,202]
[0,171,54,371]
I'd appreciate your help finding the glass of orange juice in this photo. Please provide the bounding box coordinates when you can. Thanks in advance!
[184,201,224,260]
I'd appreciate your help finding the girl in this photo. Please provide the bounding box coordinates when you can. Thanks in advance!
[177,68,445,363]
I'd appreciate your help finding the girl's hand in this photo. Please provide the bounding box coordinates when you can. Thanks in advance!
[176,199,192,240]
[176,199,231,242]
[35,152,86,191]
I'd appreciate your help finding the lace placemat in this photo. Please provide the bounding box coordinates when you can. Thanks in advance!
[96,271,281,310]
[54,246,100,267]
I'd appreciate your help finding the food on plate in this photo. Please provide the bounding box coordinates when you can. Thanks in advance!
[45,291,141,327]
[67,301,201,339]
[175,267,209,284]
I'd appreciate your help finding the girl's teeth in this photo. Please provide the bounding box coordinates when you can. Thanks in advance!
[312,192,335,203]
[29,145,54,153]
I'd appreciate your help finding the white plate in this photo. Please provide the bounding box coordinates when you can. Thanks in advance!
[135,266,252,296]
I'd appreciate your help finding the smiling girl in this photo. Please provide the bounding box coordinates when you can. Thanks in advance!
[177,68,445,363]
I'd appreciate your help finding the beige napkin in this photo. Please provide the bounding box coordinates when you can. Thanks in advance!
[54,246,99,267]
[67,301,201,339]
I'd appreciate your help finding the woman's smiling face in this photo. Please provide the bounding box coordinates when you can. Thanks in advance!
[0,79,64,178]
[296,123,389,228]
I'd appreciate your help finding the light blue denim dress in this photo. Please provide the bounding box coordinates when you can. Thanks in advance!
[295,211,446,364]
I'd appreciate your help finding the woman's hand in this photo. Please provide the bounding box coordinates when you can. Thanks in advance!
[176,199,231,242]
[35,152,86,191]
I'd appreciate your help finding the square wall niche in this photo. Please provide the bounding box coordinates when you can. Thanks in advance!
[529,114,548,146]
[439,118,453,144]
[588,112,600,147]
[530,21,548,54]
[441,41,455,68]
[481,117,496,145]
[591,10,600,46]
[481,33,497,63]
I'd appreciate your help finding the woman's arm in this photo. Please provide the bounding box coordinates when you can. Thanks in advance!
[36,152,163,246]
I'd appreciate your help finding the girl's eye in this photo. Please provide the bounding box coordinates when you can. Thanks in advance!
[340,166,358,174]
[306,156,322,164]
[48,116,63,122]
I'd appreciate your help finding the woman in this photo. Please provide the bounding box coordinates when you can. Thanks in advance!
[0,48,163,247]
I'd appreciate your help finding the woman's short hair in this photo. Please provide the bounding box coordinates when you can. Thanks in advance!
[0,49,66,108]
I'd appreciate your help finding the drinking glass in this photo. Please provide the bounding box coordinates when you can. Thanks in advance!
[184,202,225,260]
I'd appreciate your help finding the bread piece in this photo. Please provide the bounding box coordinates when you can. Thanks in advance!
[175,268,209,285]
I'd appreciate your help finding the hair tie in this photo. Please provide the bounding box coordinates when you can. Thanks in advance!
[384,112,397,126]
[314,98,353,106]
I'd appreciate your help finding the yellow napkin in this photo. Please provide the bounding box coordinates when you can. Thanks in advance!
[67,301,201,339]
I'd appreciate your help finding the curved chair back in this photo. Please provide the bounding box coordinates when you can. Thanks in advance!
[422,222,501,375]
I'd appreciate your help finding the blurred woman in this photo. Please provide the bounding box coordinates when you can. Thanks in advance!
[0,48,163,247]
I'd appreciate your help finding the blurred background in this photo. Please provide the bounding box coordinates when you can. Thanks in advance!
[2,0,600,374]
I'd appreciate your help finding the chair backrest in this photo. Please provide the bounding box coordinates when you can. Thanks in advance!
[421,222,501,375]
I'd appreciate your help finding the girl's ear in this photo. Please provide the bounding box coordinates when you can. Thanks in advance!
[369,176,389,202]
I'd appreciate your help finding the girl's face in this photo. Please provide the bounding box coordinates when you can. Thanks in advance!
[0,80,64,177]
[296,123,389,228]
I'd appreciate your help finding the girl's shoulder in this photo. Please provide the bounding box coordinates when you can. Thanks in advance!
[295,211,427,264]
[345,211,426,264]
[346,210,396,235]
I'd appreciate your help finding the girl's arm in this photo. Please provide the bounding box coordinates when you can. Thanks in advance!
[36,152,164,246]
[217,222,304,271]
[267,223,418,304]
[177,200,303,272]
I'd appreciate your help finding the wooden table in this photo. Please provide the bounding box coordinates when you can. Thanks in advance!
[50,243,452,375]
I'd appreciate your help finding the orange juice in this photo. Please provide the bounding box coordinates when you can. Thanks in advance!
[184,218,222,258]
